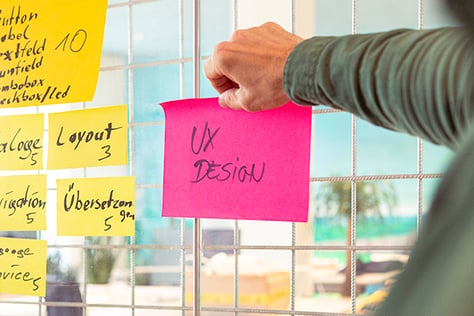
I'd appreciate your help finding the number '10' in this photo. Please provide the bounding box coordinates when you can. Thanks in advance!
[56,29,88,53]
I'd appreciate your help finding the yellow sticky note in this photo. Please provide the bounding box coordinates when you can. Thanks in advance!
[56,176,135,236]
[47,105,128,169]
[0,113,44,170]
[0,237,47,296]
[0,0,107,108]
[0,174,46,231]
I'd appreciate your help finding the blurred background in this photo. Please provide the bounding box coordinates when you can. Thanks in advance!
[0,0,458,315]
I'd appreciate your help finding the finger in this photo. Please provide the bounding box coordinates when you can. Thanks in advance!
[204,45,232,82]
[209,76,236,94]
[219,88,243,110]
[204,55,237,94]
[203,55,219,80]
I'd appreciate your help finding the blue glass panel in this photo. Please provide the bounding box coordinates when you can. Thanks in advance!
[102,6,129,67]
[314,0,352,36]
[132,0,179,63]
[423,141,453,173]
[312,112,352,177]
[357,0,418,33]
[200,0,233,56]
[357,118,417,175]
[133,64,179,122]
[133,125,165,185]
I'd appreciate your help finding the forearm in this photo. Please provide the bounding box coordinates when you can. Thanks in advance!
[284,28,474,150]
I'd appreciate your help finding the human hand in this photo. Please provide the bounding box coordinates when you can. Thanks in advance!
[204,22,303,111]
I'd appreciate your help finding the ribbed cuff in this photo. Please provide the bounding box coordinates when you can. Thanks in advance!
[283,36,336,106]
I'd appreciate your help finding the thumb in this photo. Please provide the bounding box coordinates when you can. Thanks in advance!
[219,88,242,110]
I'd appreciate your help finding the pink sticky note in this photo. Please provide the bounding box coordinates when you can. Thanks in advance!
[161,98,312,222]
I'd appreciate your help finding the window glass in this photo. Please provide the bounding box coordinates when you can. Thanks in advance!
[312,112,353,177]
[102,6,129,67]
[423,141,453,173]
[357,118,418,175]
[133,125,165,185]
[132,0,180,64]
[314,0,352,35]
[133,65,177,122]
[357,0,418,32]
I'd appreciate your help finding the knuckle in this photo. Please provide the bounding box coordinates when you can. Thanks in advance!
[239,94,256,112]
[262,21,277,28]
[262,21,279,31]
[213,41,232,64]
[213,41,228,55]
[215,41,233,56]
[231,29,245,41]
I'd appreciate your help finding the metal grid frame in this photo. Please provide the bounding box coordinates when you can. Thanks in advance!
[0,0,446,315]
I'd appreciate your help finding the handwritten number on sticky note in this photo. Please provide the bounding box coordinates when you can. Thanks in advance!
[98,145,112,161]
[25,212,35,224]
[104,216,112,232]
[55,29,87,53]
[103,210,135,232]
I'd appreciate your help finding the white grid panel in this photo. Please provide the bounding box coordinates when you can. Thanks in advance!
[0,0,455,315]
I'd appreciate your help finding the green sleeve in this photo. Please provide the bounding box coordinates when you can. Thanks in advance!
[283,27,474,150]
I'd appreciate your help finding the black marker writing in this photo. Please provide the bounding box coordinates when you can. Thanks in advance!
[63,183,134,232]
[56,29,87,53]
[0,128,42,166]
[0,264,41,291]
[104,216,112,231]
[0,6,39,27]
[190,122,265,184]
[0,25,31,44]
[0,84,71,106]
[0,185,45,221]
[1,75,44,92]
[63,184,133,212]
[0,56,43,79]
[192,157,265,183]
[191,121,220,155]
[56,122,122,150]
[5,38,45,61]
[0,246,34,258]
